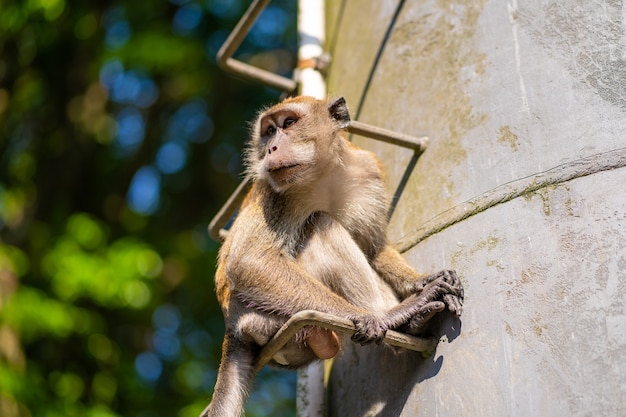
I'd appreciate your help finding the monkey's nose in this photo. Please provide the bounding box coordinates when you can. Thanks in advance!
[268,146,278,154]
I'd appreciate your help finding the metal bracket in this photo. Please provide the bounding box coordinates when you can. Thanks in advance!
[217,0,297,92]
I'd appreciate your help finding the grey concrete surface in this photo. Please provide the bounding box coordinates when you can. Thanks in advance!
[323,0,626,415]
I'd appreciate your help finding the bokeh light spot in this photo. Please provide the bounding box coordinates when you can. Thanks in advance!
[42,0,65,21]
[115,107,145,156]
[250,6,288,48]
[156,141,187,174]
[176,360,215,390]
[136,249,163,278]
[105,20,131,49]
[153,330,181,360]
[206,0,241,19]
[127,166,160,215]
[152,304,181,332]
[124,281,151,308]
[88,334,113,361]
[51,372,85,402]
[172,3,203,35]
[92,372,117,403]
[135,78,159,108]
[135,352,162,382]
[184,330,212,359]
[75,13,97,39]
[99,60,124,89]
[66,213,106,250]
[165,99,212,143]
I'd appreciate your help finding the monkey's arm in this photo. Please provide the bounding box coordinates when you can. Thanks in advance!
[372,245,464,318]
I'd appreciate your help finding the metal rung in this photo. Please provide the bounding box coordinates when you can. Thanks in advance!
[208,175,252,241]
[253,310,438,373]
[216,0,296,92]
[347,121,428,152]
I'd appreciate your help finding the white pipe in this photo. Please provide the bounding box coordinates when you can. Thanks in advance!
[297,0,326,99]
[296,1,327,416]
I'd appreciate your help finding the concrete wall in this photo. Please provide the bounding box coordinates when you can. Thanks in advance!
[323,1,626,416]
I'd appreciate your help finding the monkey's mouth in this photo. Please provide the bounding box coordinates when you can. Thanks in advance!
[267,164,303,186]
[268,164,300,173]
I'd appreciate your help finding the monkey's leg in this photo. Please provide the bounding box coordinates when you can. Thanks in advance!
[226,212,392,348]
[372,246,464,317]
[297,214,399,346]
[382,276,464,337]
[419,269,464,317]
[235,305,325,366]
[298,214,399,312]
[200,336,255,417]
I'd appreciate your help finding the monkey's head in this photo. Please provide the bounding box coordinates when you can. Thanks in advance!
[246,96,351,193]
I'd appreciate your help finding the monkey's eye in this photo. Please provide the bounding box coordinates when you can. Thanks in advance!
[266,126,276,136]
[283,117,296,128]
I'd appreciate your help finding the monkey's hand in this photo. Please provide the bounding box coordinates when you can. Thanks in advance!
[350,315,388,346]
[403,270,464,335]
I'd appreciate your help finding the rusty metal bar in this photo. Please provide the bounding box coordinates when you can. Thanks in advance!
[253,310,438,374]
[347,121,429,154]
[216,0,297,92]
[208,175,252,241]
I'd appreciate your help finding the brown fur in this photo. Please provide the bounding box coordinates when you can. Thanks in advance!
[201,97,463,417]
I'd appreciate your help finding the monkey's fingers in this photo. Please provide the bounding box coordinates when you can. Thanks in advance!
[350,316,387,346]
[422,269,454,284]
[443,271,465,302]
[421,280,464,303]
[443,294,463,318]
[351,330,387,346]
[421,269,464,298]
[403,301,445,335]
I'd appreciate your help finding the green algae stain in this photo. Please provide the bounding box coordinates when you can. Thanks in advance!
[381,0,488,230]
[451,233,503,270]
[390,0,488,153]
[497,126,520,151]
[522,186,554,217]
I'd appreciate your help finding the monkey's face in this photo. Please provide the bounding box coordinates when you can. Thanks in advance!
[246,97,351,194]
[257,107,314,191]
[250,103,320,192]
[251,108,315,192]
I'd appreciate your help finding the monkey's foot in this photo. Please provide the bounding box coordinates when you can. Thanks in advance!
[398,271,464,335]
[418,269,464,318]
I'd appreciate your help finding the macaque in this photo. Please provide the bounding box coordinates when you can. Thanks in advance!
[201,96,463,417]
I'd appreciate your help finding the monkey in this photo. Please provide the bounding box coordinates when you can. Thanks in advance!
[200,96,463,417]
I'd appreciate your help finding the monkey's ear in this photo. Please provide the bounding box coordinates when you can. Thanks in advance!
[328,97,351,129]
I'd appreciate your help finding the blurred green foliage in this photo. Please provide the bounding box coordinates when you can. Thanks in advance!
[0,0,297,416]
